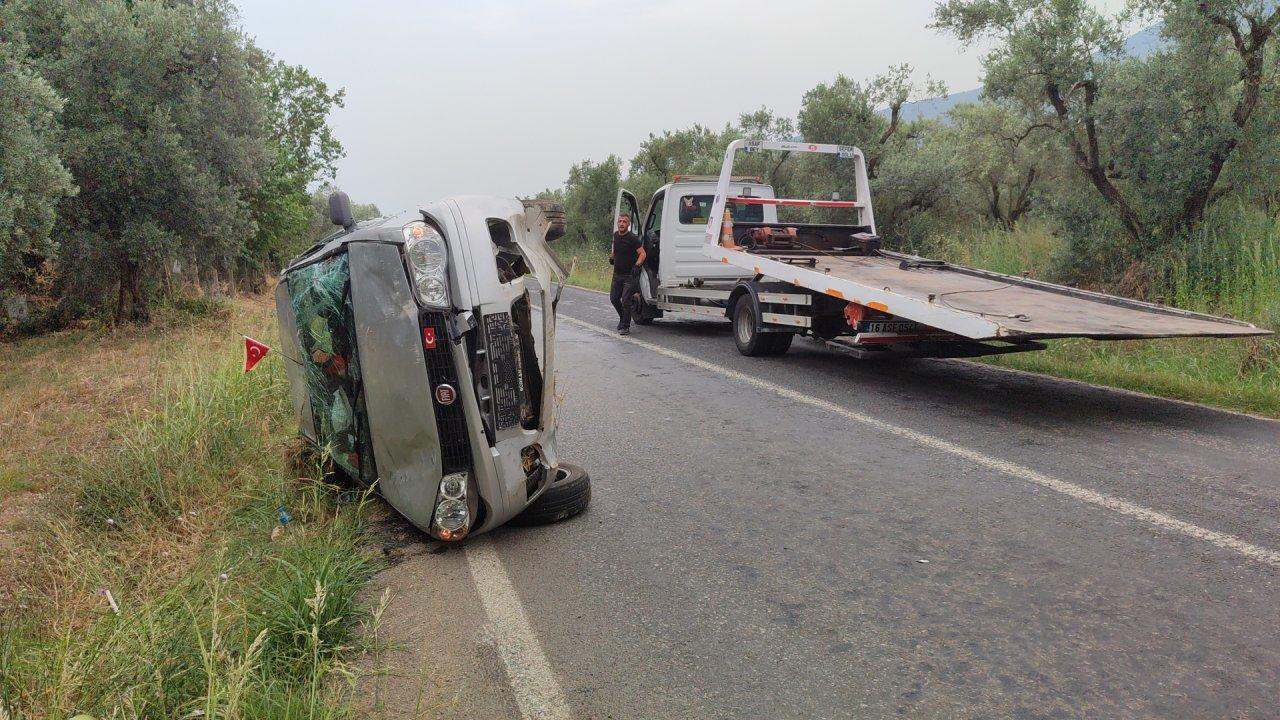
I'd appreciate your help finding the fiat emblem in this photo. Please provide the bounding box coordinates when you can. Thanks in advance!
[434,384,457,405]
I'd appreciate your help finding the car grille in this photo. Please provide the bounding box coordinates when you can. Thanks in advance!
[420,310,472,475]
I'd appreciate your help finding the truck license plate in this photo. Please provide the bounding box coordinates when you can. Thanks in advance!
[858,321,920,334]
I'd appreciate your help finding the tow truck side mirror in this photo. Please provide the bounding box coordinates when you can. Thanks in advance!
[328,190,355,231]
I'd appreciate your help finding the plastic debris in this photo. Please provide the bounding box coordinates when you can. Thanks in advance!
[277,506,292,525]
[270,525,286,541]
[917,559,930,564]
[99,587,120,614]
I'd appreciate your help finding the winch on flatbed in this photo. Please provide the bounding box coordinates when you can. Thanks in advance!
[614,139,1269,358]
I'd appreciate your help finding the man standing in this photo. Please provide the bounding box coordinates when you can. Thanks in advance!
[609,213,646,335]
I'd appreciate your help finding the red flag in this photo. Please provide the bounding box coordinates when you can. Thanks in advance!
[243,336,271,373]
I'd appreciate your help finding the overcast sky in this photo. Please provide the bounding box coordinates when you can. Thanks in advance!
[234,0,1126,213]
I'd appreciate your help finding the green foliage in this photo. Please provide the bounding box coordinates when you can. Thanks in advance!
[2,0,352,327]
[560,156,622,248]
[247,62,347,274]
[7,0,268,321]
[934,0,1280,257]
[947,102,1058,228]
[0,13,75,295]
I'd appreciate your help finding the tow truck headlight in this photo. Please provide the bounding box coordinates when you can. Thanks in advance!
[432,471,472,540]
[403,221,450,309]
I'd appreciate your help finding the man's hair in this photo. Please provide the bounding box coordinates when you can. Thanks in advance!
[618,213,630,220]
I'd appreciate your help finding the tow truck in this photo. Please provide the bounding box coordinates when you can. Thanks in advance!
[617,140,1269,357]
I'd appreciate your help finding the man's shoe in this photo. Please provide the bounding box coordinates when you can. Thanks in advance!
[619,327,631,336]
[616,323,624,331]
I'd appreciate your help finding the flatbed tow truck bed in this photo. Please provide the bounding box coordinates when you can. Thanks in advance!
[702,140,1269,346]
[743,247,1265,341]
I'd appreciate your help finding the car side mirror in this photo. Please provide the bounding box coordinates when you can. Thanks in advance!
[328,190,355,231]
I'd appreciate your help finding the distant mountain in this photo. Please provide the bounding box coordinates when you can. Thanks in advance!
[895,24,1165,122]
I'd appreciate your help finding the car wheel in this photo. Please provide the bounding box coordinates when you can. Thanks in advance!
[510,463,591,526]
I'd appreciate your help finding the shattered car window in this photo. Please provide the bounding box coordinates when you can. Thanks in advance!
[286,254,377,483]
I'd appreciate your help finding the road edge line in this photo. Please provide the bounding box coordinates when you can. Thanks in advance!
[560,313,1280,568]
[466,539,575,720]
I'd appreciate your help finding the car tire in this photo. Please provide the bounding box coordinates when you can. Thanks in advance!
[510,463,591,526]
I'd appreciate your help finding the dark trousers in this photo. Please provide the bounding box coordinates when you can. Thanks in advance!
[610,271,639,328]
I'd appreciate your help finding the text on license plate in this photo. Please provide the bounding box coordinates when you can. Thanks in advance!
[858,321,921,334]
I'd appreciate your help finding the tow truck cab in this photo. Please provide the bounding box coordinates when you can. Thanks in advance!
[616,177,777,297]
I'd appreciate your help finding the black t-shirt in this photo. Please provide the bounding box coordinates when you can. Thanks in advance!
[612,231,641,275]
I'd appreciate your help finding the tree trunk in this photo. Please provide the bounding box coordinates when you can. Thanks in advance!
[1175,9,1273,236]
[1045,82,1146,243]
[115,259,149,323]
[987,177,1004,226]
[868,103,904,178]
[1008,167,1037,227]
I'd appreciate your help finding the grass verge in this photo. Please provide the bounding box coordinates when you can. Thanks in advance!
[0,296,382,719]
[559,241,612,292]
[981,336,1280,417]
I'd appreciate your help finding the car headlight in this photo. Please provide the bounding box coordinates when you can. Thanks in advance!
[404,221,450,309]
[432,471,472,540]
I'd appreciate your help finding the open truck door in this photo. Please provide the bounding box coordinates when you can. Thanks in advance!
[611,187,663,323]
[613,187,640,235]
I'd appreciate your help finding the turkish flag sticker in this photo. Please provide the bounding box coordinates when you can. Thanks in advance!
[243,336,271,373]
[422,326,438,350]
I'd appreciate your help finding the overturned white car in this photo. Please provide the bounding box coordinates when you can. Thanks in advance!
[275,192,589,541]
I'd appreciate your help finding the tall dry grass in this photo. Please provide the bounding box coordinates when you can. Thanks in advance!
[1,298,381,719]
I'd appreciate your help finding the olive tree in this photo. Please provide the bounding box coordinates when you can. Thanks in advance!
[15,0,269,321]
[0,17,75,298]
[948,101,1057,228]
[934,0,1280,245]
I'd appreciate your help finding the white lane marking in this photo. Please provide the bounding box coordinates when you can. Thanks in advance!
[466,539,574,719]
[560,314,1280,568]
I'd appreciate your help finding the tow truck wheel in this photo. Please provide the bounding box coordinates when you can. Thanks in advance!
[733,298,792,356]
[633,296,655,325]
[767,331,794,354]
[510,463,591,526]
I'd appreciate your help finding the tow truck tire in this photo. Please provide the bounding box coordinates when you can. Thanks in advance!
[733,298,792,356]
[634,298,655,325]
[767,331,794,355]
[510,463,591,526]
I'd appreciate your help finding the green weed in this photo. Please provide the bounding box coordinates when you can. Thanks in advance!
[0,302,380,719]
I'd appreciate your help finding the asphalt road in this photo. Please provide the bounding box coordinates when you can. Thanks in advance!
[362,286,1280,720]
